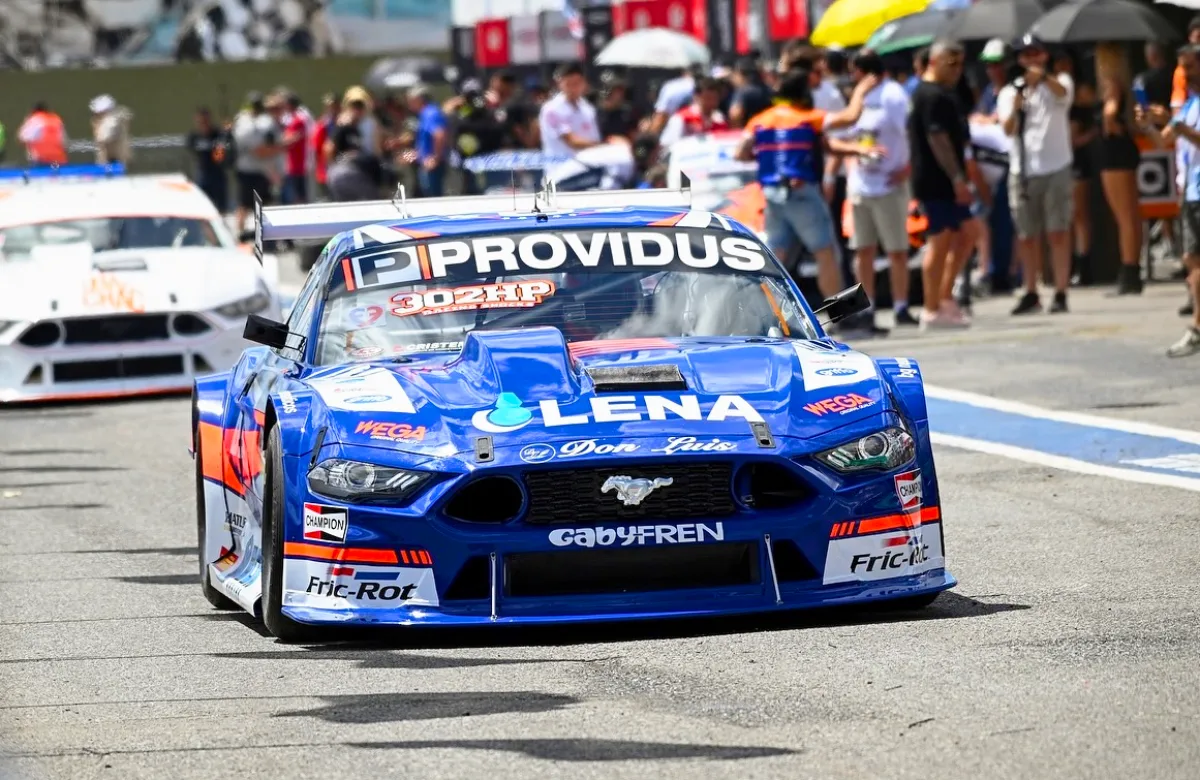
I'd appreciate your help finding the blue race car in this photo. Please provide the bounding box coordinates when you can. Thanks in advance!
[191,184,954,641]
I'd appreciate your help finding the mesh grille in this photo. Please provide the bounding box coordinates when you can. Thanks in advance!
[522,462,736,525]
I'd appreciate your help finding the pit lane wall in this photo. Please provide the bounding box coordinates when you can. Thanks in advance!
[0,55,442,171]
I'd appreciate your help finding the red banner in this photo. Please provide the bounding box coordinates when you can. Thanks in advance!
[766,0,809,42]
[612,0,706,43]
[474,18,511,69]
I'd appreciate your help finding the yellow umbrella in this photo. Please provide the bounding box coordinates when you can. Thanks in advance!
[811,0,933,48]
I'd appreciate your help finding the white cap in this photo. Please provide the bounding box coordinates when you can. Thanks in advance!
[980,38,1006,63]
[89,94,116,113]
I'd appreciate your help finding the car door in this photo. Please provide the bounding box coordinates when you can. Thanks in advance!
[232,252,326,510]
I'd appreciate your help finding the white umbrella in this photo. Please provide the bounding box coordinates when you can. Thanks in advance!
[595,28,710,69]
[1155,0,1200,8]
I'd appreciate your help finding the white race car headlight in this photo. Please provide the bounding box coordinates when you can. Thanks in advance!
[308,458,431,503]
[816,427,915,473]
[214,280,272,319]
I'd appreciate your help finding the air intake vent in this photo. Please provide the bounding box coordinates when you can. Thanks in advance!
[443,476,523,524]
[585,364,686,393]
[737,463,813,510]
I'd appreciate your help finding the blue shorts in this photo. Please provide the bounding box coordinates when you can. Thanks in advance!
[921,200,972,235]
[763,183,837,254]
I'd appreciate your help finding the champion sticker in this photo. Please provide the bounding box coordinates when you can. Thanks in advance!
[302,503,348,544]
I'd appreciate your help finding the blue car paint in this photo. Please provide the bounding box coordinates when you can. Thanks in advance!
[193,206,954,629]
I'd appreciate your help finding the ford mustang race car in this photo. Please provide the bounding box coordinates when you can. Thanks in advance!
[192,184,954,641]
[0,164,282,403]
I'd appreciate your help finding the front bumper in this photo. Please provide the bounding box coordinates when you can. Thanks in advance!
[0,316,251,403]
[278,507,952,627]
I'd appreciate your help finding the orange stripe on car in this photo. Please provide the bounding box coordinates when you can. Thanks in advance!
[830,507,940,538]
[417,244,431,279]
[283,543,399,564]
[648,213,686,227]
[341,257,356,292]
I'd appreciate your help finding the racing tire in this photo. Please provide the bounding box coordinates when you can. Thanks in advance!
[194,425,237,610]
[261,425,318,643]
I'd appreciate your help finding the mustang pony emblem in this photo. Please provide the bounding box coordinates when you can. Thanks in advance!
[601,475,674,506]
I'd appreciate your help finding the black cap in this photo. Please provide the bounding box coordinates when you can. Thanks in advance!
[1013,33,1045,53]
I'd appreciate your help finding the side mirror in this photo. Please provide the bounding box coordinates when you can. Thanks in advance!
[243,314,291,350]
[812,283,870,325]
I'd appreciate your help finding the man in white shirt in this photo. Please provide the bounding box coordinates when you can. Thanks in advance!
[997,34,1075,315]
[651,67,696,133]
[539,62,601,159]
[844,51,915,332]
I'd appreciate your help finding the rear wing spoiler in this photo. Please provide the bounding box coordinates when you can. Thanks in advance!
[252,178,693,262]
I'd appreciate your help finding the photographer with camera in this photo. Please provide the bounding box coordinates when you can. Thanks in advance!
[998,34,1075,315]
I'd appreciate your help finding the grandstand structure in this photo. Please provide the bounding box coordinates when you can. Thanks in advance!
[0,0,451,67]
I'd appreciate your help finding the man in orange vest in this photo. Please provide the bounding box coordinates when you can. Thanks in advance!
[1173,18,1200,110]
[17,102,68,166]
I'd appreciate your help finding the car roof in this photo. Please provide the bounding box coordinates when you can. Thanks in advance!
[335,206,758,249]
[0,176,220,230]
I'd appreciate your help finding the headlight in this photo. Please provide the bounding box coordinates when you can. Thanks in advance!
[307,458,431,503]
[815,427,915,473]
[214,280,272,318]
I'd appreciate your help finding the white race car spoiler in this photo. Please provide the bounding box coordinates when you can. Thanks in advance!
[252,178,693,261]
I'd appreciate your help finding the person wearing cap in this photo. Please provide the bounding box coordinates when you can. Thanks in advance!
[998,34,1075,314]
[17,101,67,166]
[974,39,1009,120]
[407,84,448,198]
[231,91,282,236]
[90,94,132,166]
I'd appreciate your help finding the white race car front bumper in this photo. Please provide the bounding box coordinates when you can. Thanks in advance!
[0,311,252,403]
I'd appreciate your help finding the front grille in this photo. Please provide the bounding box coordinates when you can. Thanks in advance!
[506,542,759,597]
[62,314,170,345]
[53,355,185,383]
[522,462,735,525]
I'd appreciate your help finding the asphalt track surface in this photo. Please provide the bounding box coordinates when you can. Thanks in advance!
[3,280,1199,780]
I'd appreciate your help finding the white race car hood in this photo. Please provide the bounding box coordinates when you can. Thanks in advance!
[0,246,264,320]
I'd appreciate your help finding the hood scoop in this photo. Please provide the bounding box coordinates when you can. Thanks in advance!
[585,364,687,393]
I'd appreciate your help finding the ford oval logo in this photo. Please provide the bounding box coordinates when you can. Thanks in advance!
[816,367,858,377]
[519,443,556,464]
[344,395,391,404]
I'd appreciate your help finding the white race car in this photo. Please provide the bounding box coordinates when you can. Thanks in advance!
[0,165,282,403]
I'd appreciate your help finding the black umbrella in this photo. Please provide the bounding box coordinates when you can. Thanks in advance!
[364,56,448,94]
[945,0,1047,44]
[1029,0,1177,43]
[864,9,960,56]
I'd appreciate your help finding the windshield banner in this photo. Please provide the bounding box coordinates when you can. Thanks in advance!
[335,228,776,295]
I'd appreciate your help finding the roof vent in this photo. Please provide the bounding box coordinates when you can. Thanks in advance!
[585,364,687,393]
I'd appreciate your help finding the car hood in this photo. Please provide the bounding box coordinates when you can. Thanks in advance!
[306,327,891,461]
[0,246,264,320]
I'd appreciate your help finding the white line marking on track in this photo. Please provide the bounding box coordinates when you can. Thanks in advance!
[931,432,1200,493]
[925,384,1200,446]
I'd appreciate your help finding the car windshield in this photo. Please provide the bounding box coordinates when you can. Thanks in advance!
[0,216,223,261]
[315,226,817,366]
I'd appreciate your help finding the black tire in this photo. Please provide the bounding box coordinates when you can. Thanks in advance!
[261,425,318,642]
[195,423,237,610]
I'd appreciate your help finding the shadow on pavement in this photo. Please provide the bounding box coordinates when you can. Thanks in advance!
[196,610,272,638]
[275,691,577,724]
[350,738,796,761]
[0,502,107,512]
[209,648,570,670]
[267,591,1029,650]
[111,574,196,586]
[0,449,100,457]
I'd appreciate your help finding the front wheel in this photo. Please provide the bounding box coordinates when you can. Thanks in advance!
[261,425,318,642]
[195,424,237,610]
